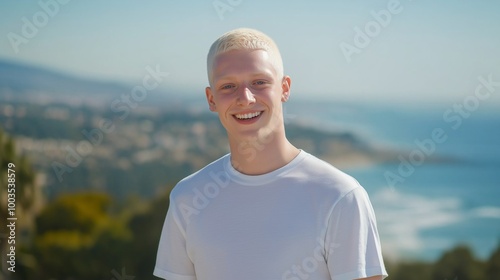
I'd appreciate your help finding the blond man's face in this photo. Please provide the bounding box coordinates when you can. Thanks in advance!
[205,49,291,142]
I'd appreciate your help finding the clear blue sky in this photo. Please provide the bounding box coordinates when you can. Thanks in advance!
[1,0,499,105]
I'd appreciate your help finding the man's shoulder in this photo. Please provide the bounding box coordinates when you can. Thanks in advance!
[170,154,230,199]
[296,151,361,194]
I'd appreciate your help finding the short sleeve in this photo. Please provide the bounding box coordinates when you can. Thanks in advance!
[154,199,197,280]
[325,186,388,280]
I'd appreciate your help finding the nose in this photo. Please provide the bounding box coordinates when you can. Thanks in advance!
[236,86,256,107]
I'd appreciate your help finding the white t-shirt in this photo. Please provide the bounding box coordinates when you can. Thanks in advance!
[154,150,388,280]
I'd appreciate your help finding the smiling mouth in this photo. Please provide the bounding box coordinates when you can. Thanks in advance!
[233,111,262,120]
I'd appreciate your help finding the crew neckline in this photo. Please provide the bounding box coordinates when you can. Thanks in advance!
[224,150,307,186]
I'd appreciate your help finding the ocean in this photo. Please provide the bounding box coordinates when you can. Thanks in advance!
[286,100,500,261]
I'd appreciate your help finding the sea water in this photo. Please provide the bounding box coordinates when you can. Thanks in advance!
[287,100,500,261]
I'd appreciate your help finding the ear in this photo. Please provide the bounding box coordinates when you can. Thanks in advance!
[281,75,292,102]
[205,86,216,111]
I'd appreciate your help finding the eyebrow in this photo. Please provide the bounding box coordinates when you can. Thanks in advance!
[216,71,275,82]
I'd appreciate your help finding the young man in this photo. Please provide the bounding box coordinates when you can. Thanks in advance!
[154,28,388,280]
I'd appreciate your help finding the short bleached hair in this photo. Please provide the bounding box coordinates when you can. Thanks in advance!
[207,28,284,85]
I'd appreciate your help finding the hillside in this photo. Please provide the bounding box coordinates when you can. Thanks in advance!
[0,59,398,199]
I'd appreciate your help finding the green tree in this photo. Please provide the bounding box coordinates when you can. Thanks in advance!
[388,261,432,280]
[431,245,485,280]
[19,192,131,280]
[0,128,37,279]
[486,242,500,279]
[0,128,37,213]
[122,190,170,279]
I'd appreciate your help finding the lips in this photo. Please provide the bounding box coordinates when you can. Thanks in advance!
[233,111,262,120]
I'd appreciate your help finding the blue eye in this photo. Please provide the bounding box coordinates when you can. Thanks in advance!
[221,84,234,90]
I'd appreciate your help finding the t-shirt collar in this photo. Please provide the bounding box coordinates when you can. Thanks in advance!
[224,150,306,186]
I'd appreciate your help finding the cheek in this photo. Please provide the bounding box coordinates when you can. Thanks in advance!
[214,97,233,115]
[272,85,284,98]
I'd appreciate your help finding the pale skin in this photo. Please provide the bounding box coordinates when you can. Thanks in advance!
[206,49,299,175]
[206,48,383,280]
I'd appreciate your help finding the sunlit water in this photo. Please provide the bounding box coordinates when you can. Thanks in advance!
[286,100,500,261]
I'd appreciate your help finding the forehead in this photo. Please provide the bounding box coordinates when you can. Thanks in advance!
[211,49,277,81]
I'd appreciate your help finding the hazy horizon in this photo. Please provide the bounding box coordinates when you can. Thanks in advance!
[1,0,499,105]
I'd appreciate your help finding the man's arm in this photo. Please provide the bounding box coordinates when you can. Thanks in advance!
[325,187,388,279]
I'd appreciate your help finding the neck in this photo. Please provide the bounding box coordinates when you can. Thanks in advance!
[228,128,300,175]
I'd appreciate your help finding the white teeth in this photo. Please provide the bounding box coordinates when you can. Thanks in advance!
[235,111,261,120]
